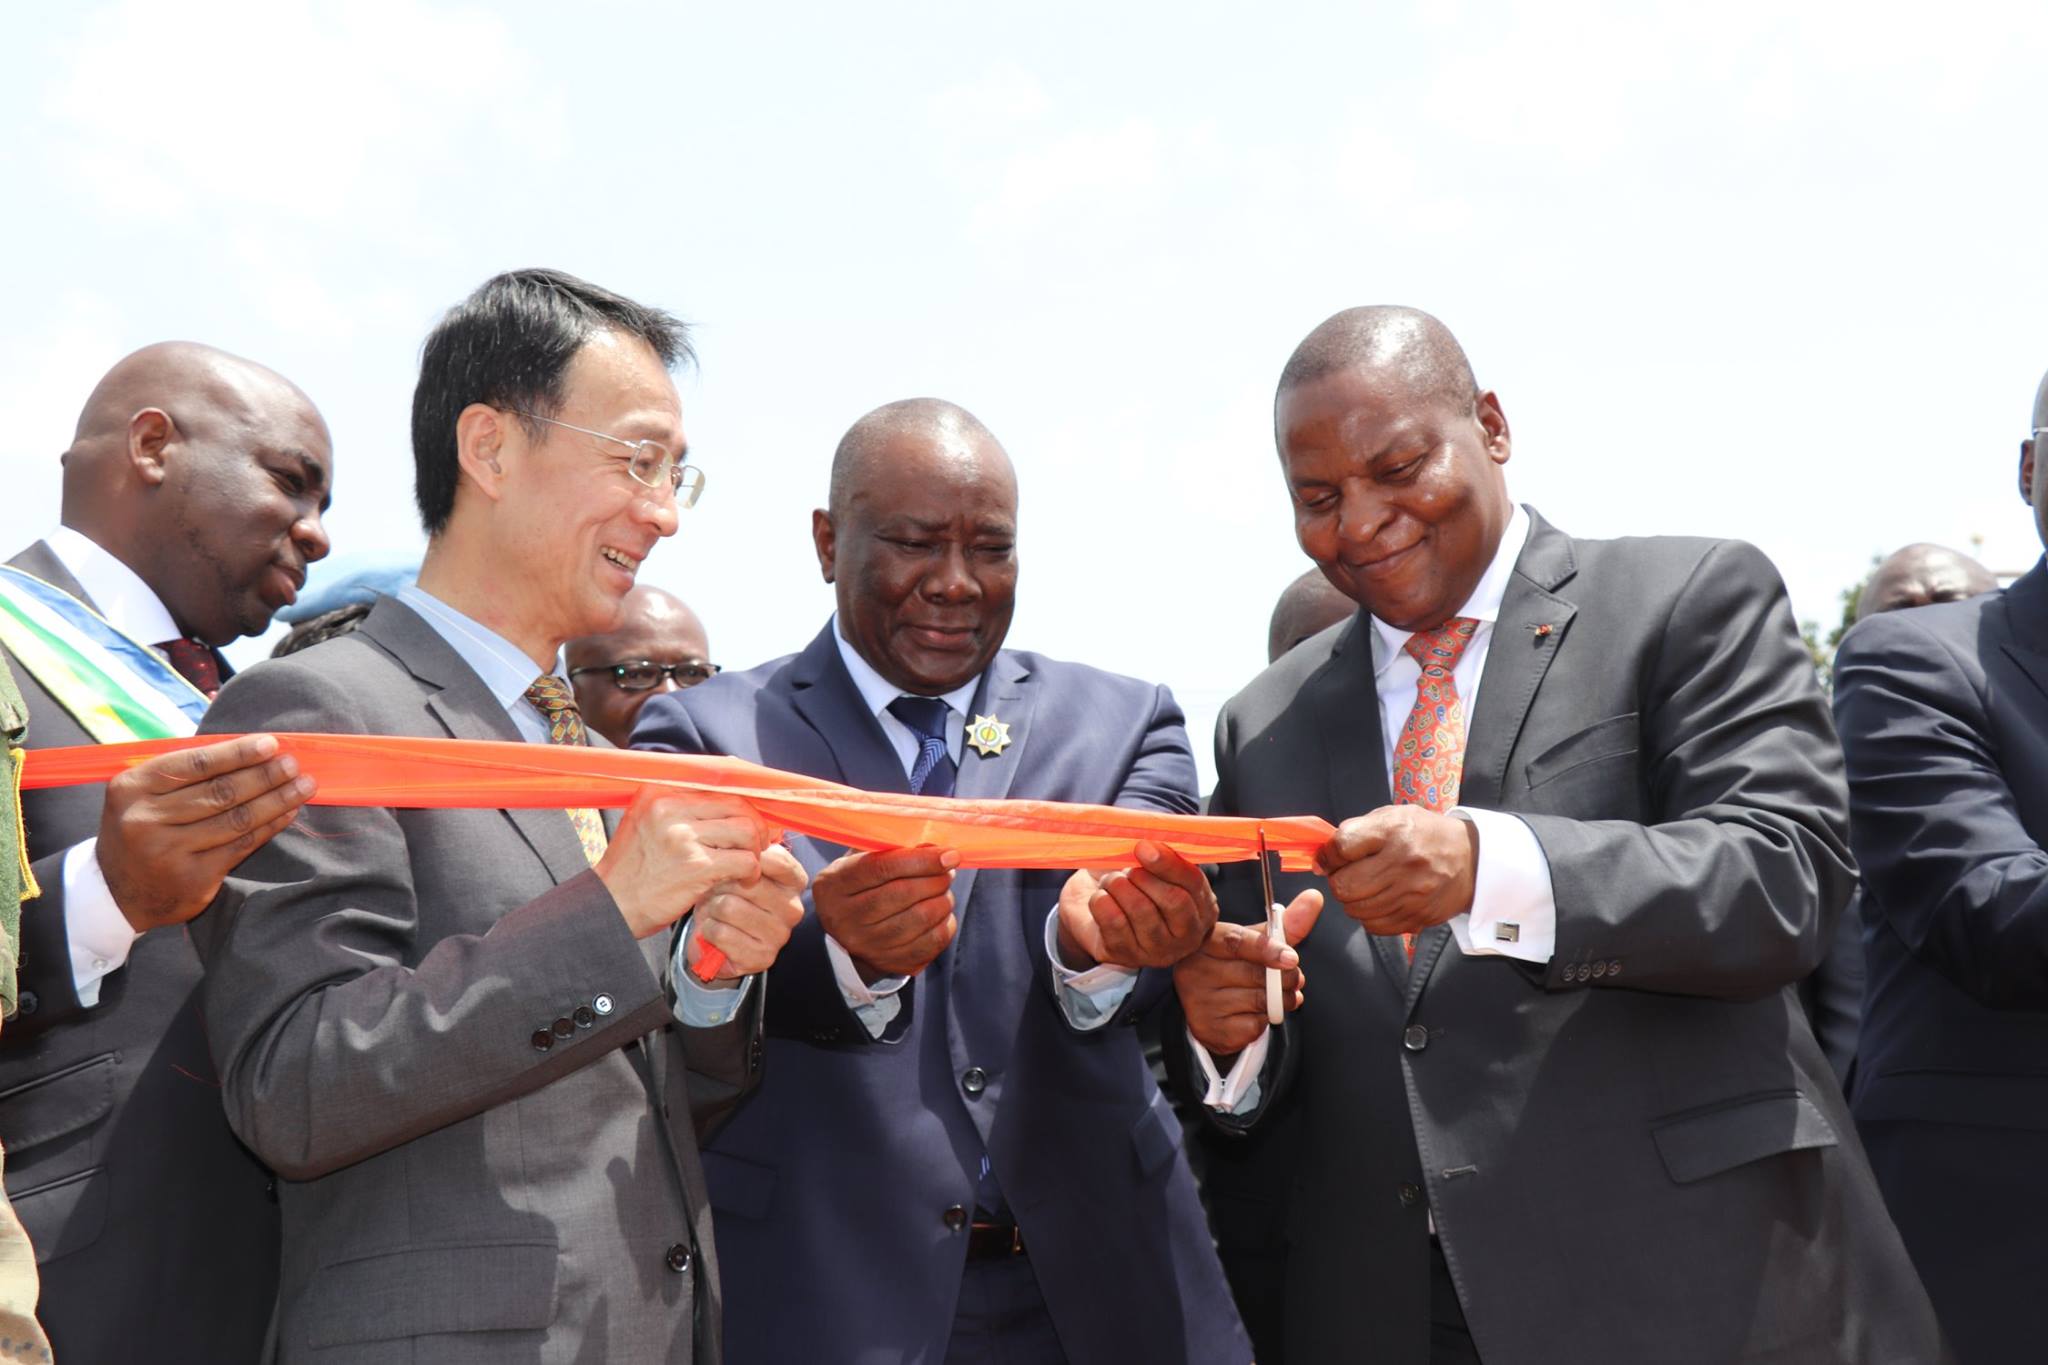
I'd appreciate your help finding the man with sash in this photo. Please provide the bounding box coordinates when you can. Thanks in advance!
[0,341,333,1360]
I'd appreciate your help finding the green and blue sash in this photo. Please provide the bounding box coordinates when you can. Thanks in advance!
[0,566,206,743]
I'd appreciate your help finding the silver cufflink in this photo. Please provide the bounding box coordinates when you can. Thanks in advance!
[1494,923,1520,943]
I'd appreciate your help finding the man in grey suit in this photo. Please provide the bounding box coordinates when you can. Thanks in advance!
[1170,306,1943,1364]
[191,269,806,1363]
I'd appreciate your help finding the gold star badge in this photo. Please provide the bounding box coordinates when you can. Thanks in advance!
[965,713,1012,757]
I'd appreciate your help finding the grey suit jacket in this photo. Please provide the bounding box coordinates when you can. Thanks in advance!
[190,596,760,1364]
[1182,512,1943,1365]
[0,539,278,1364]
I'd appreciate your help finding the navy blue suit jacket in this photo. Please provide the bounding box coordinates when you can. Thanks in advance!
[633,623,1249,1365]
[1835,559,2048,1362]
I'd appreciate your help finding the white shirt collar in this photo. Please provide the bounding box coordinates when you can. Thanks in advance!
[1369,503,1533,678]
[42,525,181,644]
[831,615,982,721]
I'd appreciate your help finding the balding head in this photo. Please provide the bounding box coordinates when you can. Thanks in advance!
[814,398,1019,695]
[566,584,714,746]
[1856,543,1998,621]
[1276,306,1479,419]
[827,398,1014,519]
[58,341,333,644]
[1268,567,1357,662]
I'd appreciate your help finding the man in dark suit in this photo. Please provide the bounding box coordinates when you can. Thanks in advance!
[1171,306,1942,1364]
[1832,378,2048,1363]
[634,398,1250,1365]
[0,341,338,1361]
[190,269,805,1362]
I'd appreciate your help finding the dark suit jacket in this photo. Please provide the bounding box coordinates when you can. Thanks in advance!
[1182,512,1942,1365]
[1833,560,2048,1363]
[0,539,277,1363]
[633,623,1249,1365]
[190,596,760,1364]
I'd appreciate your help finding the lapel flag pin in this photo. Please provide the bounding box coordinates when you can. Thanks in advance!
[966,713,1012,757]
[1532,623,1554,638]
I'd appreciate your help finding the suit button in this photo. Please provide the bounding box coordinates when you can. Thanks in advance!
[962,1067,988,1096]
[553,1017,575,1039]
[531,1029,554,1052]
[573,1006,595,1028]
[1403,1025,1429,1052]
[15,991,35,1017]
[1590,962,1607,979]
[665,1243,692,1273]
[593,993,615,1017]
[1398,1182,1422,1208]
[1607,960,1621,978]
[943,1204,968,1232]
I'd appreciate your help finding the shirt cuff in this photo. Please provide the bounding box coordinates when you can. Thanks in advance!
[669,918,755,1027]
[1041,907,1140,1031]
[1447,807,1557,964]
[66,839,139,1009]
[825,933,908,1040]
[1189,1025,1269,1114]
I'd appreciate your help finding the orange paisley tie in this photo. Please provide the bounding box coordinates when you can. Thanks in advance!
[1391,617,1480,958]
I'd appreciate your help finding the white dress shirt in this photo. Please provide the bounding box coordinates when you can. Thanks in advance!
[42,526,185,1008]
[1196,505,1559,1110]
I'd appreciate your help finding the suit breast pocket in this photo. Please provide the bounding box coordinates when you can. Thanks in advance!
[1521,712,1642,817]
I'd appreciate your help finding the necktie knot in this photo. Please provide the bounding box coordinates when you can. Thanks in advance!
[154,636,222,699]
[524,675,591,748]
[1402,618,1481,676]
[887,695,957,798]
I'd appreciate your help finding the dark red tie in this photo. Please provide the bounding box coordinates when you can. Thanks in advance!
[155,637,222,699]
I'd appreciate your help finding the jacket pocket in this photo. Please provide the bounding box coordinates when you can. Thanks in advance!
[1524,713,1640,790]
[0,1052,117,1152]
[10,1166,107,1264]
[301,1239,558,1347]
[1651,1090,1837,1184]
[703,1149,777,1220]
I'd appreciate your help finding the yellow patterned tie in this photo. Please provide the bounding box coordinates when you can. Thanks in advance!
[523,675,610,867]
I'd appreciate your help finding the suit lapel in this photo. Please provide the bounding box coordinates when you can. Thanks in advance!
[1307,615,1409,993]
[948,652,1034,918]
[788,625,912,797]
[1407,511,1579,1014]
[10,541,95,610]
[1998,563,2048,706]
[360,597,589,886]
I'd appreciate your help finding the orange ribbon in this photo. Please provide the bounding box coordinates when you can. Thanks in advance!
[20,733,1333,872]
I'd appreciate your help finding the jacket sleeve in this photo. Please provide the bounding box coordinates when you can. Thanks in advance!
[189,664,672,1182]
[1833,606,2048,1010]
[631,689,909,1046]
[1515,540,1856,998]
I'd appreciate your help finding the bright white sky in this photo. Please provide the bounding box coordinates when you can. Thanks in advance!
[4,1,2045,786]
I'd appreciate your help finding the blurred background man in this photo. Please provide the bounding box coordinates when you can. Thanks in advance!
[0,341,330,1361]
[568,584,716,747]
[1266,565,1356,662]
[1832,374,2048,1363]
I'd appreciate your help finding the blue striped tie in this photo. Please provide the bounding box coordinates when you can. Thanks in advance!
[887,695,956,797]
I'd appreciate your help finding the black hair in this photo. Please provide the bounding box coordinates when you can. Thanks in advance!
[410,268,691,534]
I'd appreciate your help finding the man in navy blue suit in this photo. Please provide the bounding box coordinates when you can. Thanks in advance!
[633,398,1253,1365]
[1833,370,2048,1363]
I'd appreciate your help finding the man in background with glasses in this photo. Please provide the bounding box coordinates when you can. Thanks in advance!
[568,584,717,747]
[190,268,801,1363]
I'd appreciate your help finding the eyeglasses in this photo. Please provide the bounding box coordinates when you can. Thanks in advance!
[568,659,722,691]
[512,410,706,507]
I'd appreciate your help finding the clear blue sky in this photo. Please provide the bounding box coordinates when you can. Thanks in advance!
[5,1,2045,784]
